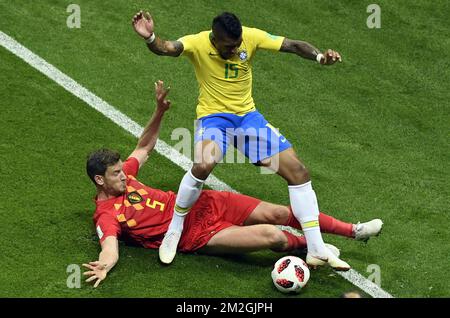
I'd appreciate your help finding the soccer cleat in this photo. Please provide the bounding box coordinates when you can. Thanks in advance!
[325,243,340,258]
[300,243,340,257]
[159,230,181,264]
[354,219,383,242]
[306,253,327,268]
[306,250,351,271]
[326,253,350,271]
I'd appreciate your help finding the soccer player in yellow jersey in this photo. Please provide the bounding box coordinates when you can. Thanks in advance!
[132,11,350,270]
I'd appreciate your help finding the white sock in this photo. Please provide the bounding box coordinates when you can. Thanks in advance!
[288,181,327,256]
[167,169,205,233]
[168,212,186,234]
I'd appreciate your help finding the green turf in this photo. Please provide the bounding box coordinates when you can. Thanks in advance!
[1,0,449,297]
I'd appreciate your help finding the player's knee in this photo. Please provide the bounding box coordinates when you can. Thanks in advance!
[264,226,287,250]
[266,206,290,225]
[287,162,310,184]
[192,162,214,180]
[195,141,222,165]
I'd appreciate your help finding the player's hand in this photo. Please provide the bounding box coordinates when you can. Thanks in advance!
[132,10,154,40]
[82,261,108,288]
[154,80,171,112]
[320,49,342,65]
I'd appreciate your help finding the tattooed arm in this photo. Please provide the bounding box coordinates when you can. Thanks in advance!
[132,10,184,57]
[146,37,184,57]
[280,38,342,65]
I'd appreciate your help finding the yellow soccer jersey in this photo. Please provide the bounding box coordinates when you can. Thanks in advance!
[178,27,284,119]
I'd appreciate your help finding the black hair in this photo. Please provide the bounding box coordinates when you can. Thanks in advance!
[86,149,121,185]
[212,12,242,40]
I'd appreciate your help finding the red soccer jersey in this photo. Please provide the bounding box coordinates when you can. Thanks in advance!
[93,157,176,248]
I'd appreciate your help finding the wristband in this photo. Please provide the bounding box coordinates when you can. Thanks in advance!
[316,53,324,64]
[145,33,156,44]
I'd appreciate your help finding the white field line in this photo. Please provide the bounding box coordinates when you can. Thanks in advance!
[336,270,392,298]
[0,31,393,298]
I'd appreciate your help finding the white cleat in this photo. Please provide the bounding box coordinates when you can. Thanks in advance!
[306,247,350,271]
[325,243,340,258]
[354,219,383,242]
[159,231,181,264]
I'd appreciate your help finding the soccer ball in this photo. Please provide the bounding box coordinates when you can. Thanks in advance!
[271,256,310,293]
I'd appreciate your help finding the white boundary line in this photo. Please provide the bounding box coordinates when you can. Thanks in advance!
[0,31,393,298]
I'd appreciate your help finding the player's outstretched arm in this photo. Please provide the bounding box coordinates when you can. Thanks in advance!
[280,38,342,65]
[128,80,171,168]
[132,10,183,57]
[83,236,119,288]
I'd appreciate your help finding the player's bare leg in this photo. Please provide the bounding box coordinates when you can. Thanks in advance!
[198,224,340,257]
[198,224,289,254]
[244,201,382,242]
[159,140,221,264]
[243,202,290,225]
[259,148,350,271]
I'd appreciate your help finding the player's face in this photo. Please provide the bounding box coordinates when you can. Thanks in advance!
[212,32,242,60]
[102,161,127,196]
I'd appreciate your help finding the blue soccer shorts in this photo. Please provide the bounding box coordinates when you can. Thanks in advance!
[194,110,292,164]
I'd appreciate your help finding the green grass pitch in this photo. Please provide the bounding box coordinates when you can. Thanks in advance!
[0,0,449,297]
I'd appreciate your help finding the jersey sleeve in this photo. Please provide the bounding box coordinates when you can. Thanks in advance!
[94,212,121,245]
[122,157,140,177]
[178,33,200,57]
[248,27,285,51]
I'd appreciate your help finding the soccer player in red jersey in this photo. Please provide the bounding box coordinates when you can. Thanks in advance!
[83,81,382,287]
